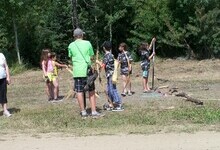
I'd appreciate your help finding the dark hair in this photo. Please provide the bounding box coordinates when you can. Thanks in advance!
[102,41,112,51]
[139,42,149,50]
[50,52,56,58]
[119,42,128,51]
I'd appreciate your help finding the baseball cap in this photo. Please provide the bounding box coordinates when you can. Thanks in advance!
[73,28,85,37]
[102,41,112,50]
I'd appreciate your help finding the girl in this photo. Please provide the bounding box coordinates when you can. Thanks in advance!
[48,52,68,100]
[117,43,133,96]
[40,49,53,101]
[139,37,156,92]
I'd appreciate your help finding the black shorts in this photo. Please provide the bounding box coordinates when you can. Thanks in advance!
[0,78,7,104]
[73,77,95,92]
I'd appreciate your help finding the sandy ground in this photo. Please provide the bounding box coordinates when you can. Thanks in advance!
[1,132,220,150]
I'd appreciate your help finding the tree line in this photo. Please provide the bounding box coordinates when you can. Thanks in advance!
[0,0,219,66]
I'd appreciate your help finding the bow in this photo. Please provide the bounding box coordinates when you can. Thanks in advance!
[96,49,102,83]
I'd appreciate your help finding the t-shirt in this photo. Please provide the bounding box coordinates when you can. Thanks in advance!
[0,53,7,79]
[117,51,133,72]
[140,50,150,71]
[103,52,114,78]
[68,39,94,77]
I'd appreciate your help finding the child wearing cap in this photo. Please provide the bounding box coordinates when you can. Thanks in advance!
[96,41,124,111]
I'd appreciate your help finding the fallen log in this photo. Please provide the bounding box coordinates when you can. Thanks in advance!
[175,92,203,105]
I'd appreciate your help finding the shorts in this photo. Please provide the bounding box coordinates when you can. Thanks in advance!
[47,73,58,82]
[0,78,7,104]
[143,70,149,78]
[74,77,95,92]
[120,68,132,76]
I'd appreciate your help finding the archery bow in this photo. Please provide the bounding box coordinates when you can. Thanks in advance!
[96,49,114,108]
[152,40,155,89]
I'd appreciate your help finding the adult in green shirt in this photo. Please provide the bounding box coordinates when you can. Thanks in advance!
[68,28,104,118]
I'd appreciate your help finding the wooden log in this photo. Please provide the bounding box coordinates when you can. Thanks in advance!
[175,92,203,105]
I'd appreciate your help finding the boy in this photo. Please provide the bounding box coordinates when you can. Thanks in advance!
[96,41,124,111]
[139,37,156,92]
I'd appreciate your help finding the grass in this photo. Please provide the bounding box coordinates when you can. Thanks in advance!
[1,60,220,136]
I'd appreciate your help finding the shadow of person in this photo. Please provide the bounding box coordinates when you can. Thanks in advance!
[86,107,103,115]
[8,107,21,114]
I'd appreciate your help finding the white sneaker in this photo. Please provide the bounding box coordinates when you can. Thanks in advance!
[3,110,12,117]
[91,112,105,118]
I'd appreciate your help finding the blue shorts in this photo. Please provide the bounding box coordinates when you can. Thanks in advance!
[74,77,95,92]
[143,70,149,78]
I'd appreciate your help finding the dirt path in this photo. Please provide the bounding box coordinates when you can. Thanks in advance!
[1,132,220,150]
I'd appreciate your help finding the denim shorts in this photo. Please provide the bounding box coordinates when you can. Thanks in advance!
[74,77,95,92]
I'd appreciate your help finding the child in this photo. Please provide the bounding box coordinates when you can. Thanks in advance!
[139,37,156,92]
[96,41,124,111]
[47,52,68,101]
[40,49,53,101]
[117,42,133,96]
[0,52,12,117]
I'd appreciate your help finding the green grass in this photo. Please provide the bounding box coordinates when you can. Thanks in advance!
[1,66,220,136]
[1,102,220,135]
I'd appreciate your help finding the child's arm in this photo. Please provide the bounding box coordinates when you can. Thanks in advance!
[42,61,47,76]
[148,51,155,60]
[95,60,105,72]
[55,62,68,68]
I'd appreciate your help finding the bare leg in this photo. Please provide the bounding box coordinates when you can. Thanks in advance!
[122,75,127,93]
[76,92,85,111]
[53,79,59,99]
[2,103,7,112]
[143,77,147,91]
[89,90,96,112]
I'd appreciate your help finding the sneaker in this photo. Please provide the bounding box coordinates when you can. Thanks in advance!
[53,98,63,102]
[80,112,88,119]
[3,110,12,117]
[127,91,133,96]
[91,112,105,119]
[121,93,126,97]
[103,103,113,111]
[112,106,124,112]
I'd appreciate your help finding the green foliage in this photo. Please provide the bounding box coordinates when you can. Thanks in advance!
[0,0,220,66]
[10,61,28,75]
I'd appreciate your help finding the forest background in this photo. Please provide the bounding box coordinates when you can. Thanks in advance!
[0,0,219,67]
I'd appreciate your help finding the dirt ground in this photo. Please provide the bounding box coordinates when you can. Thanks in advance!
[1,132,220,150]
[3,59,220,149]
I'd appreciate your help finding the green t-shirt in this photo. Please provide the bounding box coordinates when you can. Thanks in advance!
[68,39,94,77]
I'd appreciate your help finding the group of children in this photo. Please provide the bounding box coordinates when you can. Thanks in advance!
[40,37,156,111]
[97,37,156,111]
[40,49,68,102]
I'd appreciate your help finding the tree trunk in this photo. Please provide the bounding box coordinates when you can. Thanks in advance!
[184,39,195,59]
[13,19,22,64]
[71,0,79,29]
